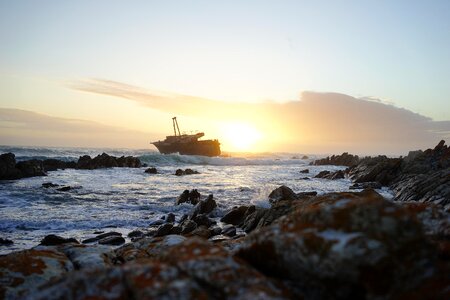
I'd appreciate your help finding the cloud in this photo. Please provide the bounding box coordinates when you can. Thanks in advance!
[0,108,155,148]
[68,79,450,154]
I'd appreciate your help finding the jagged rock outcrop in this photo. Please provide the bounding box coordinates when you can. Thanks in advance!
[77,153,141,169]
[0,153,46,180]
[311,152,360,167]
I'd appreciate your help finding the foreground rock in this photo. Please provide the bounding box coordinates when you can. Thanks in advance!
[236,190,448,299]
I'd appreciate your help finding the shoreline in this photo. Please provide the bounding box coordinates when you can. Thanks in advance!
[0,141,449,299]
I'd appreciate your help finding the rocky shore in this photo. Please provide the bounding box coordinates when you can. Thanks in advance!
[1,141,449,299]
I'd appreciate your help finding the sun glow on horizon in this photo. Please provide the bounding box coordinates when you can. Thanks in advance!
[219,122,263,152]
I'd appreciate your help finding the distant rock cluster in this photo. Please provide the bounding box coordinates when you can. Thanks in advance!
[0,152,142,180]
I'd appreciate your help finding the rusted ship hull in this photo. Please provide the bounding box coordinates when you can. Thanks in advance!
[153,140,221,157]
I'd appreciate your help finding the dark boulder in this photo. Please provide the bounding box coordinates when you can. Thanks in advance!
[40,234,79,246]
[144,167,157,174]
[0,238,13,245]
[349,182,382,190]
[155,223,174,237]
[176,189,201,205]
[98,235,125,246]
[166,213,175,223]
[222,225,236,237]
[268,185,297,203]
[220,206,249,225]
[43,159,76,171]
[42,182,59,188]
[300,168,309,173]
[193,214,215,227]
[190,194,216,219]
[77,153,141,169]
[180,219,197,234]
[314,170,345,180]
[16,159,46,178]
[0,153,22,180]
[175,168,200,176]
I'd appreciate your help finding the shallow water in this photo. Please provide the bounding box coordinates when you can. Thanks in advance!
[0,146,393,254]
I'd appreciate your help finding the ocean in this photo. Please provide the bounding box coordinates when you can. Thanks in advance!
[0,146,393,254]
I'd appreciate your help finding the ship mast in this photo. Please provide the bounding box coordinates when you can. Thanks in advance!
[172,117,181,136]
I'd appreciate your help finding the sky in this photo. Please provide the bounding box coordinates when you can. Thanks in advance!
[0,0,449,155]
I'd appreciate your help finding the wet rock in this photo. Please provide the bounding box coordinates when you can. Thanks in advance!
[297,191,318,198]
[42,182,59,188]
[209,225,222,236]
[175,168,200,176]
[77,153,141,169]
[144,167,157,174]
[42,159,76,171]
[348,156,402,185]
[189,225,211,239]
[170,225,182,235]
[40,234,79,246]
[311,152,360,167]
[190,194,217,219]
[176,189,201,205]
[220,205,249,225]
[300,168,309,173]
[209,234,231,243]
[96,231,122,240]
[98,235,125,246]
[181,219,197,234]
[0,153,22,180]
[166,212,175,223]
[127,230,144,239]
[268,185,297,203]
[0,248,73,299]
[236,189,444,299]
[0,238,13,246]
[56,186,72,192]
[314,170,345,180]
[193,214,214,227]
[155,223,173,237]
[82,237,99,244]
[16,159,46,178]
[149,219,165,226]
[350,182,382,189]
[222,225,236,237]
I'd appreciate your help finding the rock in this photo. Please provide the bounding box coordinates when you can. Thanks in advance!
[175,168,200,176]
[268,185,297,203]
[350,182,382,189]
[155,223,173,237]
[209,225,222,236]
[176,189,201,205]
[189,225,211,239]
[190,194,216,218]
[42,159,76,171]
[314,170,345,180]
[149,219,165,226]
[222,225,236,237]
[82,237,99,244]
[159,238,290,299]
[348,156,402,185]
[127,230,144,239]
[144,167,157,174]
[209,234,231,243]
[193,214,214,227]
[314,170,330,178]
[0,238,13,246]
[181,219,197,234]
[166,212,175,223]
[300,168,309,173]
[311,152,360,167]
[39,234,79,246]
[59,243,113,270]
[220,206,249,225]
[301,155,309,159]
[170,226,182,235]
[297,191,318,198]
[98,235,125,246]
[77,153,141,169]
[42,182,59,188]
[95,232,122,240]
[0,153,22,180]
[15,159,46,178]
[56,186,72,192]
[236,189,445,299]
[0,248,73,299]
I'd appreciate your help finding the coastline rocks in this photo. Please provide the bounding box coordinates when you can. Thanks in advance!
[348,156,402,185]
[236,190,444,299]
[268,185,297,203]
[314,170,345,180]
[311,152,359,167]
[349,182,382,190]
[300,168,309,173]
[0,153,22,180]
[144,167,157,174]
[77,153,141,169]
[98,235,125,246]
[16,160,46,178]
[59,244,113,270]
[0,238,13,246]
[42,159,76,171]
[0,248,73,299]
[176,189,201,205]
[190,194,217,219]
[39,235,79,246]
[220,206,249,225]
[175,168,200,176]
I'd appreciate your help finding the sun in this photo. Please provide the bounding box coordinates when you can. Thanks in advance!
[220,122,262,152]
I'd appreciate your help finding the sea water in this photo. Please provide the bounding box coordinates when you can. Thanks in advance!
[0,146,393,254]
